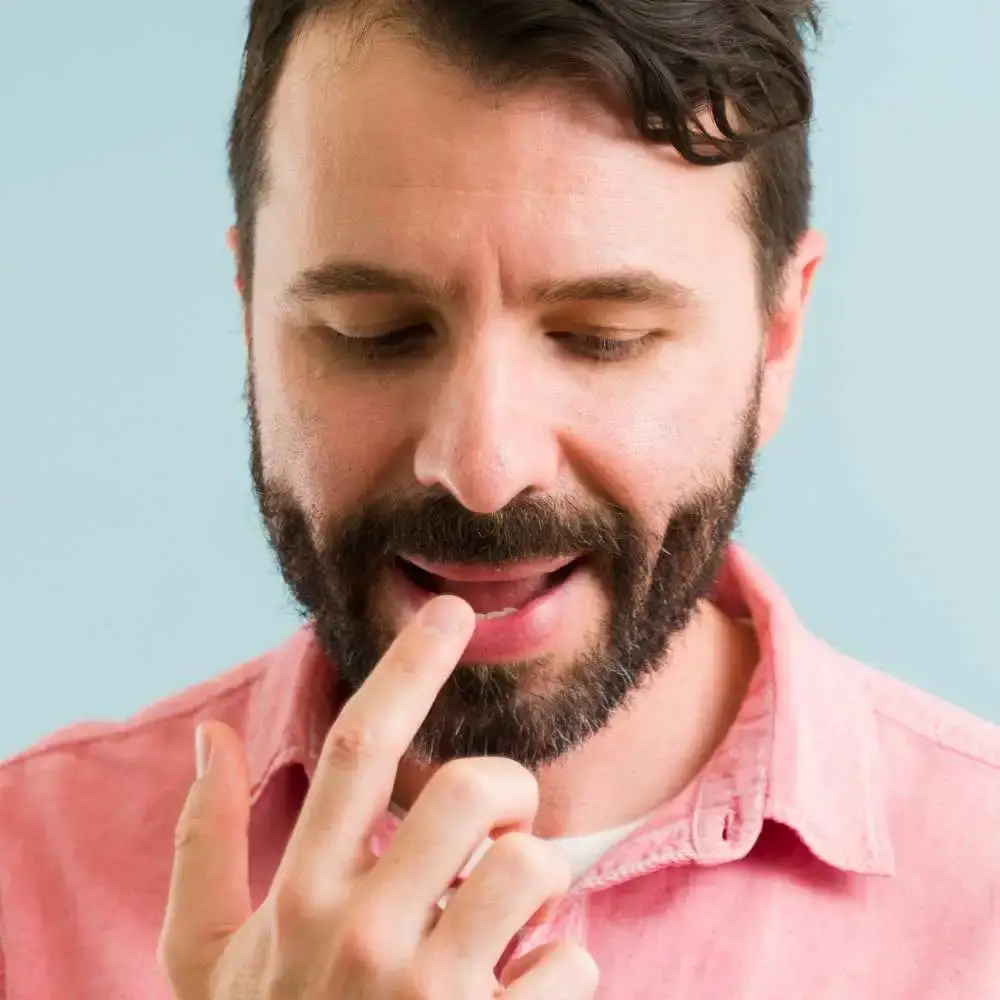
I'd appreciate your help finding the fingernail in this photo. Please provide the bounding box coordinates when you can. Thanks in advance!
[195,724,213,778]
[421,596,472,635]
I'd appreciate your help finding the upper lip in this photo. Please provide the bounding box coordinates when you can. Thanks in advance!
[399,554,582,583]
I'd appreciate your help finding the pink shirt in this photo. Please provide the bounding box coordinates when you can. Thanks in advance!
[2,546,998,998]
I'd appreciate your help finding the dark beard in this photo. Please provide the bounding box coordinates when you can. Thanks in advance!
[247,370,758,771]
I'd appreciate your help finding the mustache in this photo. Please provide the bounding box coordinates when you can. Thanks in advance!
[322,489,636,567]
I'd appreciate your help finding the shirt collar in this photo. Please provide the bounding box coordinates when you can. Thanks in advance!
[244,623,334,804]
[243,545,895,877]
[715,547,895,876]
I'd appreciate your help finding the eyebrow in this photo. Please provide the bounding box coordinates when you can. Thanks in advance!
[284,260,698,310]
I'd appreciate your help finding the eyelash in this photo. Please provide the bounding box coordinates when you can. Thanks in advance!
[336,326,654,362]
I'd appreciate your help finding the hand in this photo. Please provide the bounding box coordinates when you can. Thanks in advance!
[159,594,599,999]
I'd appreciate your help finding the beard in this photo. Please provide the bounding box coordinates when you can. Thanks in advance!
[248,370,759,771]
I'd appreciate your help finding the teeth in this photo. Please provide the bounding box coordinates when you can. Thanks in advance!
[475,607,518,620]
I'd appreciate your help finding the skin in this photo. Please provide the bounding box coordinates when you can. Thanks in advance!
[163,14,825,997]
[236,19,823,836]
[163,599,600,997]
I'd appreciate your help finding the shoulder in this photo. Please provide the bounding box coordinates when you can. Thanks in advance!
[0,627,329,977]
[0,653,265,945]
[838,648,1000,872]
[0,621,325,838]
[0,649,274,849]
[0,657,264,783]
[851,653,1000,774]
[783,629,1000,942]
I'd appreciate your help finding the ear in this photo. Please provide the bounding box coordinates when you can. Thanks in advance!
[226,225,251,351]
[756,228,825,448]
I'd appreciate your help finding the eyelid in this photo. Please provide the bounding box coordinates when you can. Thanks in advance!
[562,330,658,360]
[330,317,652,337]
[575,329,649,340]
[552,327,657,343]
[322,324,659,361]
[333,321,433,341]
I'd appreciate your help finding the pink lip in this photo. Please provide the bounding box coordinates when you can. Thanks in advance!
[387,558,589,662]
[399,554,581,583]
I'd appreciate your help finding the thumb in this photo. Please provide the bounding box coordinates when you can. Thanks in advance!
[159,721,253,985]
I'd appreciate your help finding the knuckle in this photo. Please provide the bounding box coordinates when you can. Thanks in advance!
[322,716,386,766]
[335,907,398,976]
[434,758,496,814]
[480,755,541,808]
[172,805,219,854]
[492,831,567,885]
[500,756,541,805]
[269,877,326,939]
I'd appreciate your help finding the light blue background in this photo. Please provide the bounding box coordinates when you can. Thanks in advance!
[1,1,997,760]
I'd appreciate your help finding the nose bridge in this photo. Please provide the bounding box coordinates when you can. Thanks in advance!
[413,329,558,513]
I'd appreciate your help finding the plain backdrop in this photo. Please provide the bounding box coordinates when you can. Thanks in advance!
[0,1,997,760]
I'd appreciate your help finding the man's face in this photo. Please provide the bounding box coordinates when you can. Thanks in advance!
[243,20,814,768]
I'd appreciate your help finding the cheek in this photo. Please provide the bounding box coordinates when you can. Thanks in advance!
[569,344,756,516]
[251,330,404,512]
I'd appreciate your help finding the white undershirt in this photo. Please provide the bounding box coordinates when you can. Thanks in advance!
[546,814,650,880]
[388,803,649,882]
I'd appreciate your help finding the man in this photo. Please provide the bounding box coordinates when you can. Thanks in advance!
[1,1,998,997]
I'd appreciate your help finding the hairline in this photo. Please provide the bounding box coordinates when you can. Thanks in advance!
[238,4,786,316]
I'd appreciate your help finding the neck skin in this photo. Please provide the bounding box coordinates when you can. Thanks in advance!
[393,600,759,839]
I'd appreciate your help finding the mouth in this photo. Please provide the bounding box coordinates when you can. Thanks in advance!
[395,555,583,618]
[388,553,590,661]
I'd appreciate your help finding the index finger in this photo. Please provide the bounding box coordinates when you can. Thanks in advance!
[276,595,476,895]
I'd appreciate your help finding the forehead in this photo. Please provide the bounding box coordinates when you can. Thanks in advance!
[254,16,753,301]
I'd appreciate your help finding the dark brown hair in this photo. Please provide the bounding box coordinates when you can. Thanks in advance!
[228,0,820,309]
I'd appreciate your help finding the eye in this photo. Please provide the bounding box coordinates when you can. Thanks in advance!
[325,325,656,362]
[335,323,436,359]
[551,331,656,361]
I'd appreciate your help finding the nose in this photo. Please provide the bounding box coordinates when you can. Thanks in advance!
[412,334,562,514]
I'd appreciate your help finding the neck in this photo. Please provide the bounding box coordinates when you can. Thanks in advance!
[394,599,759,839]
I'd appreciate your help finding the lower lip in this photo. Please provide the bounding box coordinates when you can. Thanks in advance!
[388,561,585,662]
